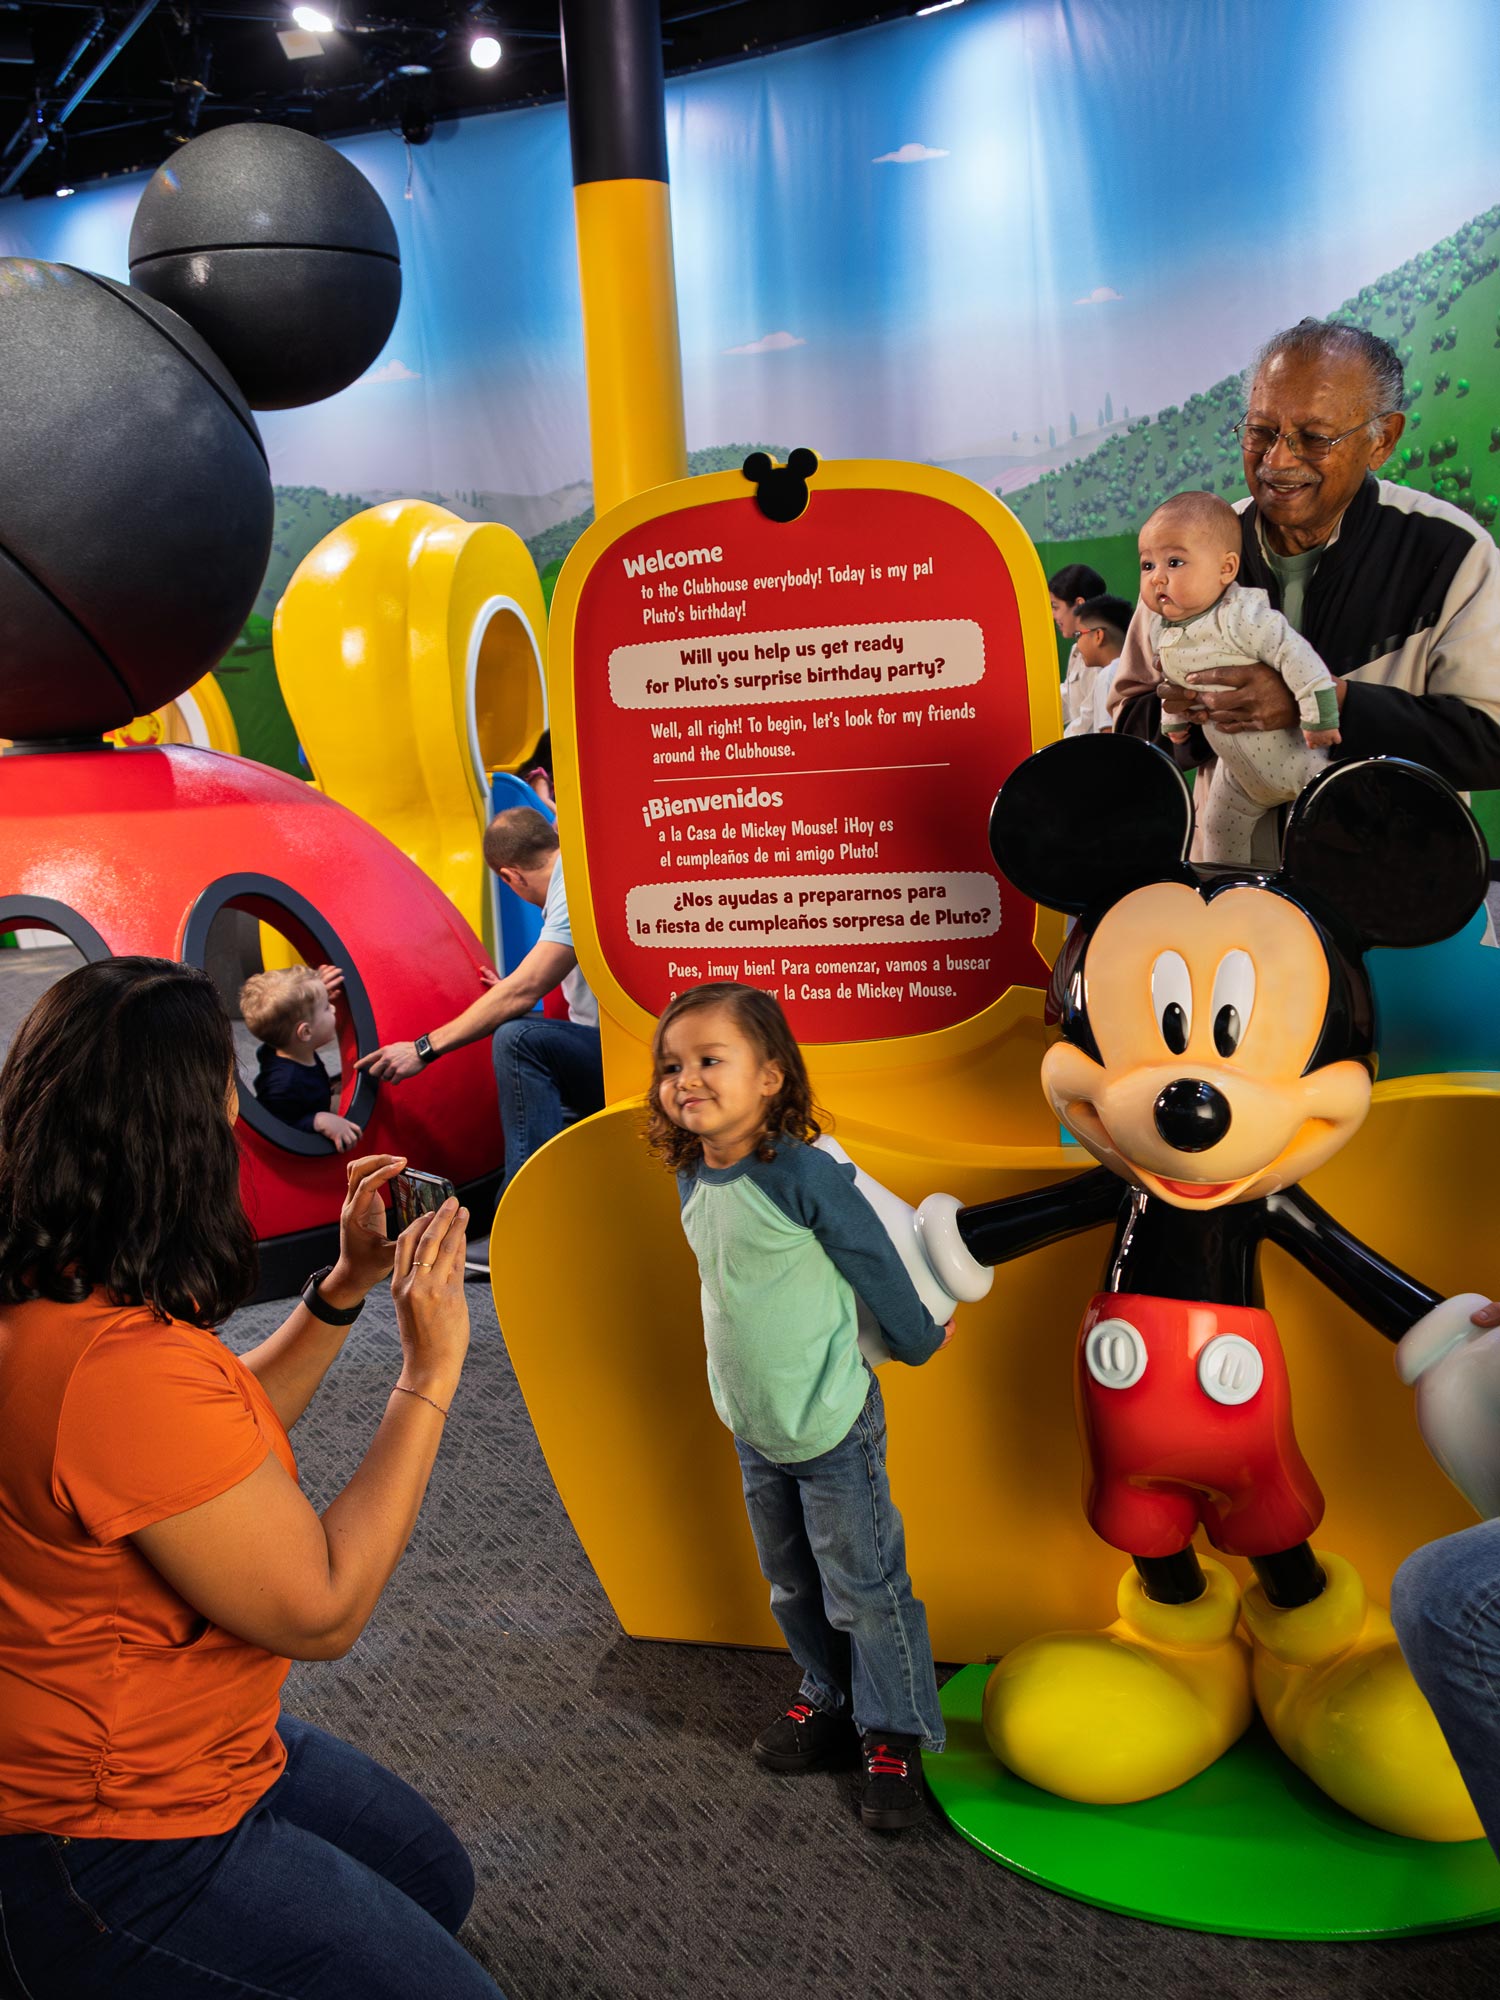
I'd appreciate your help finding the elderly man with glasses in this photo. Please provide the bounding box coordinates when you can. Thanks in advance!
[1109,318,1500,858]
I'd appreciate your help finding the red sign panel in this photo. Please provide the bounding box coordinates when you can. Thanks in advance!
[573,483,1048,1043]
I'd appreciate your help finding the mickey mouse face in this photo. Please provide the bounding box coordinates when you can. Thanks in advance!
[1043,879,1371,1207]
[990,735,1490,1212]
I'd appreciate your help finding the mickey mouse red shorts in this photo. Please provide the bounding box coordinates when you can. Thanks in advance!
[1075,1291,1325,1560]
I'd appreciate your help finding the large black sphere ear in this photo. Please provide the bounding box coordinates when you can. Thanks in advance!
[1280,758,1488,948]
[128,123,400,411]
[0,260,271,740]
[989,735,1195,916]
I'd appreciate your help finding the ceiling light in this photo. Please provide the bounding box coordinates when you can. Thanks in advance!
[277,28,322,59]
[470,34,501,68]
[291,6,333,30]
[396,63,431,76]
[915,0,966,13]
[55,185,76,198]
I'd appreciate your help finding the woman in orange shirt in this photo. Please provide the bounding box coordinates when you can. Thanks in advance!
[0,957,502,1998]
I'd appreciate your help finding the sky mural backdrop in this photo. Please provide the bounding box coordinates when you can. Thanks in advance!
[4,0,1500,639]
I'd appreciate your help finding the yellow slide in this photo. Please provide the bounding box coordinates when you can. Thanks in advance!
[271,501,549,956]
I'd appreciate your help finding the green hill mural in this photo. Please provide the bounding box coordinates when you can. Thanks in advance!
[1009,205,1500,545]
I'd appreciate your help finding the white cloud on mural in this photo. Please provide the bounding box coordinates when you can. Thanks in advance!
[723,330,806,355]
[362,358,421,383]
[873,142,949,164]
[1073,286,1123,305]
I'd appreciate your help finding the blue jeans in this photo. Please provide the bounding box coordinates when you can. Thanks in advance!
[1392,1519,1500,1855]
[0,1715,501,1999]
[735,1375,945,1752]
[491,1015,604,1187]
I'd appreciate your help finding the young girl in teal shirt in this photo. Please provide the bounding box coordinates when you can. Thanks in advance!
[646,981,952,1829]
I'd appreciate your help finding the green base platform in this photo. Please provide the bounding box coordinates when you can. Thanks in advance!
[928,1662,1500,1940]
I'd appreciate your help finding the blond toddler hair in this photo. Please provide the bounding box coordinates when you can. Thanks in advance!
[238,966,325,1049]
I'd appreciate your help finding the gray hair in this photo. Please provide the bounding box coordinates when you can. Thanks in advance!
[1246,317,1404,419]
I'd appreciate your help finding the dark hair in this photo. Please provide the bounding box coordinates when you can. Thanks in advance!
[1047,563,1106,605]
[645,982,822,1172]
[0,957,258,1328]
[482,805,560,872]
[1251,317,1404,417]
[526,729,552,780]
[1074,593,1135,646]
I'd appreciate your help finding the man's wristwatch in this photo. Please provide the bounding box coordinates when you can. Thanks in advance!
[300,1265,365,1326]
[414,1034,440,1065]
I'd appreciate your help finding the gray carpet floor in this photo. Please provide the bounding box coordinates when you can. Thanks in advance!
[221,1284,1500,2000]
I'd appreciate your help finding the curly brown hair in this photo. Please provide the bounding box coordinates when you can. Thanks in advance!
[644,982,822,1172]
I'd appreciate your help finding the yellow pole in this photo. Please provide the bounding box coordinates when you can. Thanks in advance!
[560,0,689,515]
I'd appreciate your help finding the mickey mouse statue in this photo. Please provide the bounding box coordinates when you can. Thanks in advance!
[0,124,502,1292]
[918,733,1496,1842]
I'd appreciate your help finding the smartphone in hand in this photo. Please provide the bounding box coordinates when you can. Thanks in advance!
[390,1168,458,1232]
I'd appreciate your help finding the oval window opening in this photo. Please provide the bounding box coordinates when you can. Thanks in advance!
[182,875,378,1158]
[0,897,105,1067]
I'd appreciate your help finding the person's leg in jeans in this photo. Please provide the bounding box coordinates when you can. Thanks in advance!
[491,1016,604,1187]
[0,1716,503,2000]
[255,1715,477,1931]
[795,1376,944,1753]
[736,1434,852,1717]
[1392,1519,1500,1853]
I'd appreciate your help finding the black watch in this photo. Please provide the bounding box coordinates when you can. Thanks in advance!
[414,1034,440,1065]
[300,1265,365,1326]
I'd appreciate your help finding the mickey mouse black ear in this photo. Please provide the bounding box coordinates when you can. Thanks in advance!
[989,735,1195,916]
[128,124,400,412]
[786,447,819,477]
[741,452,773,481]
[1280,757,1488,949]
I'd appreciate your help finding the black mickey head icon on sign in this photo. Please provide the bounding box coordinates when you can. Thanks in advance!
[742,448,819,523]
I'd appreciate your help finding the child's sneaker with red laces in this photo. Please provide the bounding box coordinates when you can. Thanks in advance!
[859,1731,925,1828]
[753,1698,854,1772]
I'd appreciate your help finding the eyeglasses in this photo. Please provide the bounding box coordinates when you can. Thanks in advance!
[1233,413,1397,462]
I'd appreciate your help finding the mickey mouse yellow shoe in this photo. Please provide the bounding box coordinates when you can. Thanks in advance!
[982,1559,1253,1803]
[1242,1550,1481,1842]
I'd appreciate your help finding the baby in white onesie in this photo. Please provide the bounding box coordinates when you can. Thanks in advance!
[1139,490,1341,866]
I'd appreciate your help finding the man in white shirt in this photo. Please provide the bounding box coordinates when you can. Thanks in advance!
[357,807,604,1188]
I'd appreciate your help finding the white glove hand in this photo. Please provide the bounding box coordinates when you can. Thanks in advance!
[1396,1294,1500,1519]
[915,1193,995,1306]
[814,1138,987,1366]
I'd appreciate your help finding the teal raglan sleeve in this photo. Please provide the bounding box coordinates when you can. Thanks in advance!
[751,1140,947,1365]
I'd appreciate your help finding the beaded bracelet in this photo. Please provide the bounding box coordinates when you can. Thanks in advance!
[392,1384,450,1419]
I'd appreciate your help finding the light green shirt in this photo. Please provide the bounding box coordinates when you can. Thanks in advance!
[1263,542,1324,635]
[677,1135,944,1463]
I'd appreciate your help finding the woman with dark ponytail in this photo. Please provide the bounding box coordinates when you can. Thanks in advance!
[0,958,502,1998]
